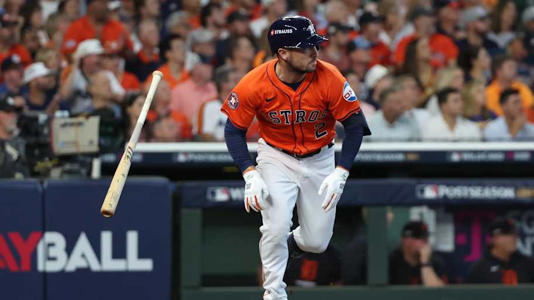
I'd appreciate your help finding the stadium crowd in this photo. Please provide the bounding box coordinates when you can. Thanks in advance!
[0,0,533,177]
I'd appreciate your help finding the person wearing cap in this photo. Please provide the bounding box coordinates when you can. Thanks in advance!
[0,11,32,67]
[127,19,161,82]
[354,12,391,67]
[393,6,458,69]
[0,93,29,178]
[364,64,394,109]
[61,0,133,57]
[60,39,125,115]
[170,51,216,132]
[21,62,66,113]
[250,0,288,39]
[456,5,499,57]
[389,221,447,286]
[367,85,421,142]
[467,217,534,284]
[0,55,24,97]
[319,22,351,72]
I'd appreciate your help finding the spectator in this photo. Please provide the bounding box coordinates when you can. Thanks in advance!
[200,2,226,39]
[366,86,421,142]
[422,87,481,141]
[295,0,326,29]
[86,70,124,152]
[197,66,241,141]
[189,29,216,63]
[182,0,203,29]
[396,74,430,127]
[250,0,287,39]
[22,62,65,114]
[216,11,252,67]
[101,50,140,92]
[35,48,61,74]
[488,0,517,50]
[389,221,447,286]
[61,0,133,57]
[146,80,193,140]
[128,19,161,81]
[135,0,160,23]
[354,12,391,67]
[522,7,534,67]
[0,11,32,66]
[485,55,534,120]
[319,23,351,72]
[223,35,255,74]
[347,42,371,83]
[426,66,465,115]
[170,53,217,131]
[0,55,24,97]
[434,0,460,39]
[507,38,531,88]
[399,38,435,102]
[394,6,458,69]
[43,12,70,52]
[58,0,80,22]
[456,6,499,57]
[364,64,393,109]
[283,244,341,287]
[462,81,497,128]
[123,93,148,142]
[151,34,189,89]
[377,0,404,49]
[60,39,125,115]
[165,11,193,38]
[467,218,534,284]
[0,93,29,178]
[483,88,534,141]
[20,2,48,48]
[149,112,192,142]
[457,45,491,83]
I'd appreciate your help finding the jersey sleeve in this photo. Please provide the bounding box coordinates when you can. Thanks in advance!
[220,78,258,130]
[327,72,362,122]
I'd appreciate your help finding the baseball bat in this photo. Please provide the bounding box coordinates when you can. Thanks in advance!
[100,70,163,218]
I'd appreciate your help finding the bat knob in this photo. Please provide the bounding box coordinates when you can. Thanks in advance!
[152,70,163,79]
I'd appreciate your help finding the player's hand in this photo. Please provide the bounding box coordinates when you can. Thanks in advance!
[318,167,349,212]
[243,169,269,213]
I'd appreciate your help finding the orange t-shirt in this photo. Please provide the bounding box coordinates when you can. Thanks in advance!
[120,71,141,91]
[486,80,534,122]
[370,41,391,67]
[145,63,189,89]
[394,33,458,68]
[221,59,361,156]
[61,16,133,56]
[0,44,32,66]
[147,109,193,140]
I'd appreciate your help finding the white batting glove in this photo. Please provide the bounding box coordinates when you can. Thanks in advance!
[243,169,269,213]
[318,167,349,212]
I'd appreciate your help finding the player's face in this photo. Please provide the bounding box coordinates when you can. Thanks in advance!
[282,46,319,73]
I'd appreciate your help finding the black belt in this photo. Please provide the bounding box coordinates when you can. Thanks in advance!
[266,141,334,159]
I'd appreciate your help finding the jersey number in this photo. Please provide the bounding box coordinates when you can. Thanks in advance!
[315,122,327,139]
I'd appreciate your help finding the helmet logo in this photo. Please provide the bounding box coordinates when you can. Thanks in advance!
[272,29,293,35]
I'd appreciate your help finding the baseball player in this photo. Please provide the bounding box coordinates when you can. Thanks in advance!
[221,16,371,300]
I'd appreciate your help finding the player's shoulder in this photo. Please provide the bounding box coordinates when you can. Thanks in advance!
[316,59,345,82]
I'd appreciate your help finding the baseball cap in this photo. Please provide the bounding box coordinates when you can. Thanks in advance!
[227,11,249,24]
[0,94,21,112]
[327,22,352,36]
[523,6,534,24]
[74,39,105,60]
[1,55,23,72]
[409,6,434,21]
[488,218,517,236]
[460,6,489,27]
[402,221,429,239]
[23,62,54,84]
[359,12,382,28]
[365,64,389,89]
[268,16,327,54]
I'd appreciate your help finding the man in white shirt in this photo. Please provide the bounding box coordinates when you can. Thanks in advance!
[197,66,241,141]
[422,87,481,141]
[367,86,421,142]
[484,88,534,141]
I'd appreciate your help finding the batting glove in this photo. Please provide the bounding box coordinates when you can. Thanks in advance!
[318,167,349,212]
[243,170,269,213]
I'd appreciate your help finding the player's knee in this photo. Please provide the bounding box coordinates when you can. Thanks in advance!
[261,223,291,242]
[300,237,329,253]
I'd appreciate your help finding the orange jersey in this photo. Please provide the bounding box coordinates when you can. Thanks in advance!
[221,59,361,156]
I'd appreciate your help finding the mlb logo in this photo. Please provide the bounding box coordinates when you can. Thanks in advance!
[416,184,439,199]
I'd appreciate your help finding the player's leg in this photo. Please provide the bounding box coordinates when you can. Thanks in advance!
[256,143,299,300]
[292,147,336,253]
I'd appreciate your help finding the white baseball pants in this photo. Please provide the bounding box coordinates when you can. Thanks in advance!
[256,139,336,300]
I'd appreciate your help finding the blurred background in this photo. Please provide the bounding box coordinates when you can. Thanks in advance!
[1,0,534,299]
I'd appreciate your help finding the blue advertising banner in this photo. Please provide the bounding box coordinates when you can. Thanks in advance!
[43,178,172,300]
[0,180,44,300]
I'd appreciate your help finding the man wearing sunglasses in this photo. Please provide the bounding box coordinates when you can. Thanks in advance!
[222,16,370,300]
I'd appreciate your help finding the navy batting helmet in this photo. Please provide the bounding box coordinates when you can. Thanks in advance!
[267,16,327,55]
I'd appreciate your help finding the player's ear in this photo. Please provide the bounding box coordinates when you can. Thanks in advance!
[277,48,289,60]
